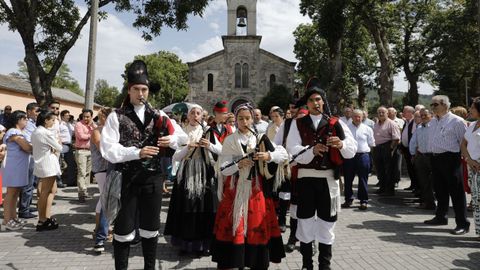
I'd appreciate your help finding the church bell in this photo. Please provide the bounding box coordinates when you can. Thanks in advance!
[237,17,247,27]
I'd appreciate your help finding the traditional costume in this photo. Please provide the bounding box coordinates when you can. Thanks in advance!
[211,104,288,269]
[286,78,357,270]
[209,101,233,144]
[100,60,187,270]
[164,104,222,254]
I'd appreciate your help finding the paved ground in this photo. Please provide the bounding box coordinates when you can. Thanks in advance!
[1,177,479,270]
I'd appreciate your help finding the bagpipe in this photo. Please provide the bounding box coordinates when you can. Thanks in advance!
[220,127,277,178]
[289,106,337,169]
[139,98,174,171]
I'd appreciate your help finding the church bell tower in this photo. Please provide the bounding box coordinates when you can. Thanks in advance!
[227,0,257,36]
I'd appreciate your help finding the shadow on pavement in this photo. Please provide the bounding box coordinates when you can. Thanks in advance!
[452,251,480,270]
[347,220,480,250]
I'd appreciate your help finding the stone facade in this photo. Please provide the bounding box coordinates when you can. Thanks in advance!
[186,0,295,112]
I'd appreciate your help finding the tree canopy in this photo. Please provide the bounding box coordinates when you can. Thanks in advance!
[114,51,189,109]
[94,79,118,107]
[0,0,210,106]
[257,84,293,115]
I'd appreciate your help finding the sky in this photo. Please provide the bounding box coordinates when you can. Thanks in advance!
[0,0,434,96]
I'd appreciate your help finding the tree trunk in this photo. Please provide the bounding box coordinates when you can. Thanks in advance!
[355,75,367,109]
[327,38,343,115]
[405,76,419,106]
[362,14,394,106]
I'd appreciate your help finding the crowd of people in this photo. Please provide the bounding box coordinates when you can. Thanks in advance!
[0,60,479,270]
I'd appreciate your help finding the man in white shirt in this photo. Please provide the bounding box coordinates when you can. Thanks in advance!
[388,107,404,187]
[100,60,187,269]
[342,109,375,210]
[254,109,269,134]
[286,78,357,270]
[339,107,353,125]
[59,110,76,186]
[399,106,418,192]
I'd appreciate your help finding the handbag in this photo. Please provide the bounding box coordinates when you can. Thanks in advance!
[101,166,122,225]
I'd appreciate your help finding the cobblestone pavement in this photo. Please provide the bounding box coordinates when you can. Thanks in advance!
[1,177,479,270]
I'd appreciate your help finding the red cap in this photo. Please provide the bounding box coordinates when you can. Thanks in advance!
[213,100,228,113]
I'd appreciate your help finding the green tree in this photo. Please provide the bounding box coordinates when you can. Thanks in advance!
[300,0,348,112]
[94,79,118,107]
[11,61,84,96]
[257,84,293,115]
[353,0,399,106]
[115,51,189,109]
[0,0,210,106]
[392,0,438,106]
[430,0,480,106]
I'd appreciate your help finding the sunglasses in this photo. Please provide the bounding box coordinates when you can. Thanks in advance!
[308,97,322,102]
[430,103,440,107]
[50,107,60,110]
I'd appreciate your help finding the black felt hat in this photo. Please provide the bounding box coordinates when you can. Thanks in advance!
[127,60,160,93]
[299,77,331,115]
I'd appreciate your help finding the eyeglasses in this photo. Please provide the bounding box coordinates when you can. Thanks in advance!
[430,103,440,107]
[308,97,322,102]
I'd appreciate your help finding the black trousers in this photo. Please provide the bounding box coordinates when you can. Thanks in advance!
[114,169,163,237]
[414,153,435,206]
[373,142,395,194]
[431,152,468,227]
[400,145,418,188]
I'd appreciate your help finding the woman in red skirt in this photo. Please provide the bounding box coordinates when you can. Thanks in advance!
[211,103,287,269]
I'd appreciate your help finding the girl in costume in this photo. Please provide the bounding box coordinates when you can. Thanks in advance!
[164,104,222,256]
[211,103,287,269]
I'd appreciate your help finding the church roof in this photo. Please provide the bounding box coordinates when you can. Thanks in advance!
[259,49,296,67]
[187,50,225,66]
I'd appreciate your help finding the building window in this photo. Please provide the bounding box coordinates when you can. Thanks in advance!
[235,63,242,88]
[207,73,213,92]
[270,74,276,90]
[242,63,249,88]
[235,63,249,89]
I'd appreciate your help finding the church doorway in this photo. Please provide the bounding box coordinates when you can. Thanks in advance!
[230,98,249,112]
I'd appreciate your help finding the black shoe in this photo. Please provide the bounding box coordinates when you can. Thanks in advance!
[285,243,295,253]
[424,217,448,225]
[29,207,38,212]
[19,212,37,219]
[94,243,105,254]
[451,223,470,235]
[341,201,352,208]
[374,189,385,194]
[178,249,188,256]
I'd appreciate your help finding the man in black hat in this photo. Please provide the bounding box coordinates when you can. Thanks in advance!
[100,60,187,270]
[286,78,357,270]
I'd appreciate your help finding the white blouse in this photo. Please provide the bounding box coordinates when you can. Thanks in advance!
[464,121,480,160]
[31,126,62,178]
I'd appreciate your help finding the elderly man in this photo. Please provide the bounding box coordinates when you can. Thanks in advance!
[362,110,375,130]
[387,107,403,187]
[409,108,435,210]
[400,106,418,191]
[373,106,401,196]
[340,107,353,125]
[424,95,469,235]
[342,109,375,210]
[253,108,269,134]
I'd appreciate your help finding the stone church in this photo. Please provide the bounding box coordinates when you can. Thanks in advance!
[186,0,296,112]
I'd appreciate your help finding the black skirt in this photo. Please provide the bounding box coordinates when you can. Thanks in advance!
[164,163,218,242]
